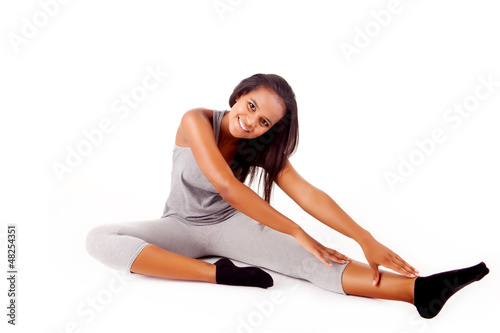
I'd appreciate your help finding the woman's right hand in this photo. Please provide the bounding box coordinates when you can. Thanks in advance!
[294,229,351,266]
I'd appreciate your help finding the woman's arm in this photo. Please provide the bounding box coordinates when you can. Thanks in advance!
[180,109,348,266]
[275,160,371,240]
[276,159,419,284]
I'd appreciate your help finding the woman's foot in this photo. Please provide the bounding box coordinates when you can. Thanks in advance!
[414,262,489,318]
[214,258,274,288]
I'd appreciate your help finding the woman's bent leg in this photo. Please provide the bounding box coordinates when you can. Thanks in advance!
[130,244,216,283]
[85,217,216,283]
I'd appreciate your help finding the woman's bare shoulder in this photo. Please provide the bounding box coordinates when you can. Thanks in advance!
[175,108,214,147]
[189,107,214,120]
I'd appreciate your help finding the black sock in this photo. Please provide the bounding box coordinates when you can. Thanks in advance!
[214,258,273,288]
[414,261,489,319]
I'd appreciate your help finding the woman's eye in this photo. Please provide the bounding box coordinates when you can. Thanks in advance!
[261,119,269,127]
[249,102,256,111]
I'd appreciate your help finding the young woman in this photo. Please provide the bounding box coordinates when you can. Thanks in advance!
[86,73,489,319]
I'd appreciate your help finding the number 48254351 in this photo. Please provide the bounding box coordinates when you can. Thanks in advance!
[7,225,16,269]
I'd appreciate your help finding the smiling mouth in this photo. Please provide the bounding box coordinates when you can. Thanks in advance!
[238,116,250,132]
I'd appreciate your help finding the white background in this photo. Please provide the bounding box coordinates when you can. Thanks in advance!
[1,0,499,332]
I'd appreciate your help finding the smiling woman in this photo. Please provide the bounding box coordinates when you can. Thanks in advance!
[85,73,488,320]
[223,74,299,204]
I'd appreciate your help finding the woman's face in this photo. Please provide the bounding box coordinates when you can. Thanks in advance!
[228,87,285,140]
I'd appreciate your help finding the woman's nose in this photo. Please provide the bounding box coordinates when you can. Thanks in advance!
[246,116,257,128]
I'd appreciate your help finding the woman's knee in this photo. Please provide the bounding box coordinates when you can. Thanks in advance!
[85,223,150,272]
[85,224,121,257]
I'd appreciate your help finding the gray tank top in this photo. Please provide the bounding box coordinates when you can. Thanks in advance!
[161,110,238,225]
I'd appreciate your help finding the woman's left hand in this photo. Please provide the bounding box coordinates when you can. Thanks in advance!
[359,236,420,286]
[294,229,352,266]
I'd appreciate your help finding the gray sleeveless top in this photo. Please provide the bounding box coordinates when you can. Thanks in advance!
[161,110,238,225]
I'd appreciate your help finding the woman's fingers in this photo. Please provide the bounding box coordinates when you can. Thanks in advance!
[320,254,333,266]
[370,262,381,286]
[315,250,333,267]
[392,255,419,277]
[324,248,351,264]
[308,242,351,267]
[335,250,352,261]
[396,255,419,276]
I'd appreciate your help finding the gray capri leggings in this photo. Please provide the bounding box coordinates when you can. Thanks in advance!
[85,212,349,294]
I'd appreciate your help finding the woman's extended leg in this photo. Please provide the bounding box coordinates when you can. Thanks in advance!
[342,260,415,303]
[208,212,489,318]
[208,212,350,294]
[342,258,489,318]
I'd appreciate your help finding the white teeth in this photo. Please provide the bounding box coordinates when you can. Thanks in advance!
[238,116,249,132]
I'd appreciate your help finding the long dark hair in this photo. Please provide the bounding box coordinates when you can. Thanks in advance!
[228,73,299,204]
